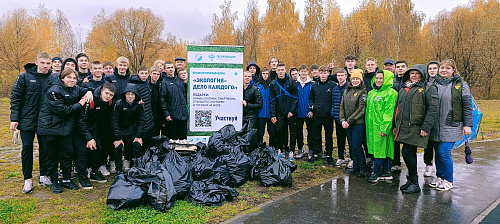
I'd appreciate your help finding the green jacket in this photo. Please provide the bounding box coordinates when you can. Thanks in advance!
[340,82,367,125]
[366,70,398,159]
[393,64,439,148]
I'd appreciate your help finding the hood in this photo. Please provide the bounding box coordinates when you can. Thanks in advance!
[121,83,141,102]
[246,60,261,77]
[402,64,429,85]
[297,75,312,86]
[371,69,394,91]
[436,74,461,85]
[61,58,79,72]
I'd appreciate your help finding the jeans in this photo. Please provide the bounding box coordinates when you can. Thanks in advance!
[346,124,366,171]
[373,157,391,175]
[335,122,348,159]
[20,131,48,180]
[433,141,455,182]
[424,140,435,166]
[256,117,276,147]
[402,144,418,178]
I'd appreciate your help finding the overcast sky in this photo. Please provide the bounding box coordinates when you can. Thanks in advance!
[3,0,471,42]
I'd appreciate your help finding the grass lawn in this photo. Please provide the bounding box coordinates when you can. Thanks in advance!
[0,99,497,223]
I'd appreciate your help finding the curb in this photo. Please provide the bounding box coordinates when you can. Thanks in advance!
[470,196,500,224]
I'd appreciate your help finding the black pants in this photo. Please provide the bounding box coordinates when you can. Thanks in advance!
[311,116,333,156]
[424,140,435,165]
[243,116,257,129]
[45,135,73,182]
[362,135,373,160]
[275,115,296,153]
[335,122,349,159]
[72,133,103,178]
[256,117,276,147]
[163,119,187,140]
[20,131,48,180]
[402,144,418,178]
[150,119,163,138]
[114,135,143,172]
[295,117,312,150]
[393,141,402,166]
[100,130,114,164]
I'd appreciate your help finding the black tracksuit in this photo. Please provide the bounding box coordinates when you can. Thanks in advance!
[74,86,114,177]
[269,76,298,153]
[129,75,154,147]
[243,84,263,128]
[38,78,88,182]
[160,75,188,140]
[10,63,53,180]
[104,69,132,100]
[111,84,145,171]
[79,75,107,90]
[309,79,337,156]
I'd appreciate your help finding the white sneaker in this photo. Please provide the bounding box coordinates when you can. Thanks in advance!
[38,176,52,186]
[347,160,354,169]
[288,152,294,161]
[429,177,443,188]
[424,165,434,177]
[98,165,111,176]
[23,179,33,194]
[335,159,345,167]
[123,160,130,172]
[109,161,117,174]
[437,179,453,191]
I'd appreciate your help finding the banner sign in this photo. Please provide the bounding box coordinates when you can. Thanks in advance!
[186,45,244,144]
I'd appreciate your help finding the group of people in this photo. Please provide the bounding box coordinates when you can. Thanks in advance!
[241,55,472,194]
[11,51,472,196]
[11,52,190,194]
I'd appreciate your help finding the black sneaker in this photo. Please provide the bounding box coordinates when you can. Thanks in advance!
[90,172,107,183]
[357,170,368,178]
[79,178,93,190]
[368,173,380,183]
[344,168,359,174]
[379,172,393,180]
[62,180,80,190]
[51,181,63,194]
[326,156,335,165]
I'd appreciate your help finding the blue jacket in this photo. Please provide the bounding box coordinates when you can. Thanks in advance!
[256,83,271,118]
[296,77,313,118]
[331,81,349,123]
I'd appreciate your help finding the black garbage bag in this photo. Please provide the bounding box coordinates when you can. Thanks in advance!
[146,165,177,212]
[238,121,259,153]
[135,149,154,169]
[126,167,157,187]
[221,147,252,187]
[191,152,230,186]
[162,150,193,199]
[107,174,147,210]
[250,146,276,180]
[207,124,238,158]
[145,155,163,173]
[188,180,239,206]
[250,146,297,187]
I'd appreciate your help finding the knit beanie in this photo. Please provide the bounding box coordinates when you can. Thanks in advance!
[350,69,364,80]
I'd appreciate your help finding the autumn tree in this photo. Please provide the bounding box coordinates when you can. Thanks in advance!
[298,0,325,65]
[211,1,238,45]
[242,0,262,65]
[320,0,344,65]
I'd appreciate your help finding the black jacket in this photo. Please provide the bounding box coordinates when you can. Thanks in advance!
[160,75,188,121]
[37,78,88,136]
[149,81,163,123]
[79,75,108,90]
[10,63,54,131]
[269,70,278,81]
[269,77,298,117]
[111,84,145,140]
[129,75,154,132]
[393,74,404,92]
[243,84,263,121]
[77,70,92,85]
[309,79,337,118]
[104,68,131,100]
[363,68,378,92]
[77,86,115,141]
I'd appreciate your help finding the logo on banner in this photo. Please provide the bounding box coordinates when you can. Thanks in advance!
[208,54,215,61]
[195,53,203,61]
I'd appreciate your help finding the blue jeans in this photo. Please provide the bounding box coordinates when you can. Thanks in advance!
[373,158,391,175]
[433,141,454,182]
[346,124,366,171]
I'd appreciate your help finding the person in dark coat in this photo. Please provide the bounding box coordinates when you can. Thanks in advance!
[80,61,108,90]
[270,63,298,160]
[423,61,440,177]
[161,63,189,140]
[391,60,409,173]
[38,68,92,194]
[243,71,263,128]
[52,57,62,73]
[383,59,396,73]
[148,66,163,137]
[247,60,261,86]
[129,66,155,148]
[393,64,439,194]
[174,56,186,76]
[10,52,55,193]
[103,61,114,76]
[76,53,92,83]
[256,68,277,147]
[362,57,378,165]
[104,56,132,100]
[111,83,145,174]
[268,57,279,80]
[294,64,313,159]
[331,68,349,167]
[309,66,337,164]
[329,54,359,82]
[74,84,117,188]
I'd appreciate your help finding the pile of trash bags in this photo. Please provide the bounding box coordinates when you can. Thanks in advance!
[107,124,297,212]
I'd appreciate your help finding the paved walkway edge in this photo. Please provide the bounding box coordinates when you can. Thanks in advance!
[222,176,337,224]
[470,196,500,224]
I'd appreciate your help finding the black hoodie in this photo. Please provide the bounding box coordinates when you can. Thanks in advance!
[111,83,145,140]
[246,60,261,81]
[77,86,115,141]
[10,63,54,131]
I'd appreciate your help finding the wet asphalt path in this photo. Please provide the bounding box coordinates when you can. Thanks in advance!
[230,139,500,224]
